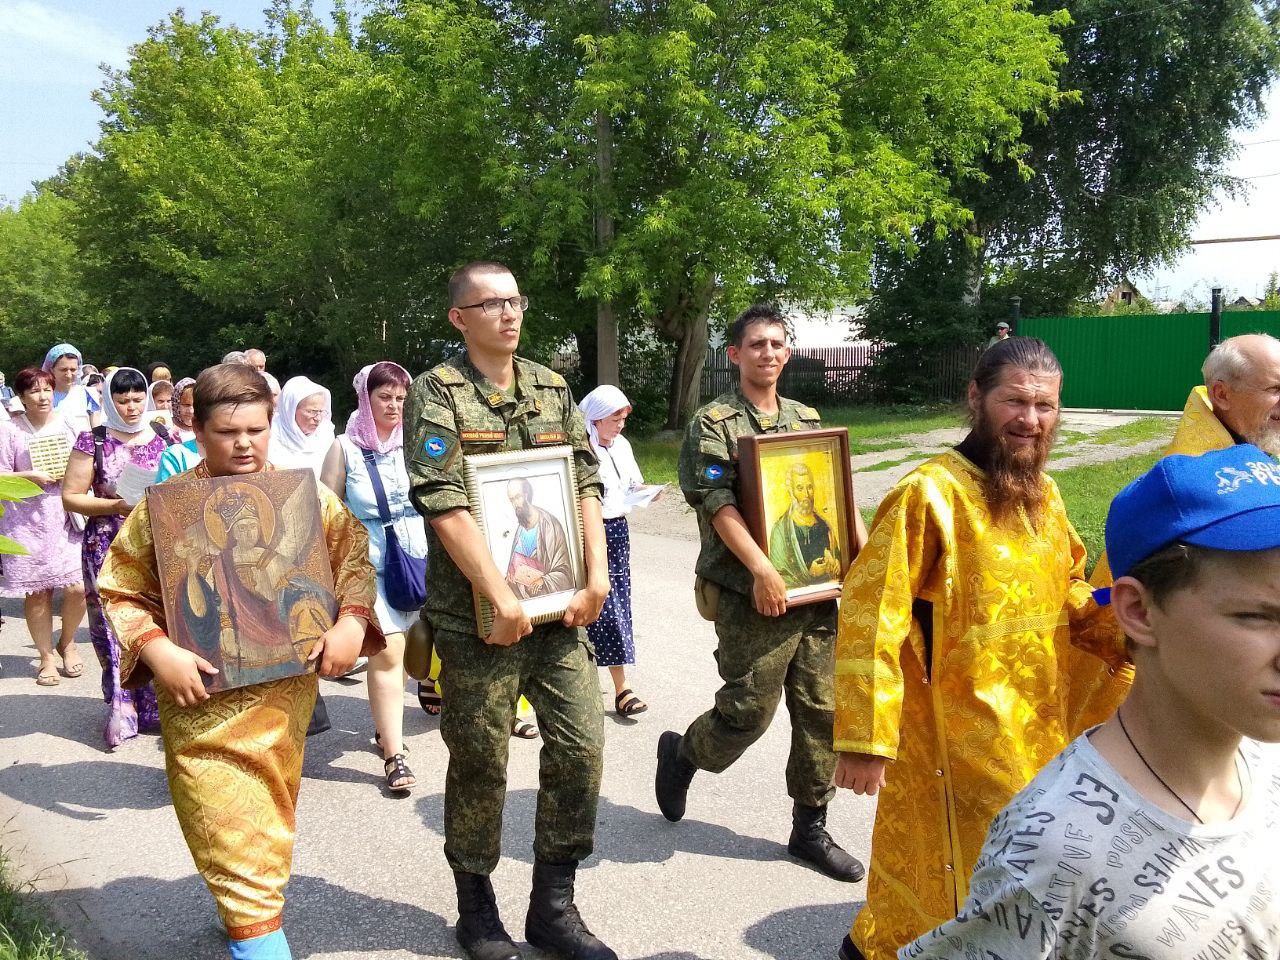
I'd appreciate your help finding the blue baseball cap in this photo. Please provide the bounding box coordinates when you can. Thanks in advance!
[1097,444,1280,604]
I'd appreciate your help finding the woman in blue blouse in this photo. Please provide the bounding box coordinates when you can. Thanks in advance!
[322,362,428,793]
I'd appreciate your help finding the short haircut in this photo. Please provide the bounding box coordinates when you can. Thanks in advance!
[448,261,512,307]
[151,381,173,397]
[14,367,52,395]
[728,303,791,348]
[786,462,812,486]
[193,363,273,426]
[971,336,1062,397]
[1201,334,1280,387]
[110,369,147,395]
[245,348,266,362]
[367,361,411,393]
[221,350,248,365]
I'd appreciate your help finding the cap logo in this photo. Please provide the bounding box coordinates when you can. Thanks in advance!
[1216,461,1280,494]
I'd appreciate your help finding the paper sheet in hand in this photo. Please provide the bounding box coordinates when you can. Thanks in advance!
[115,461,158,506]
[27,434,71,481]
[622,484,665,511]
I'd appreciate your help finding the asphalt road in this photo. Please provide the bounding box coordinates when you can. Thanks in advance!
[0,520,876,960]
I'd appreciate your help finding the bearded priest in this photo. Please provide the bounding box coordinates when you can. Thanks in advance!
[831,337,1128,960]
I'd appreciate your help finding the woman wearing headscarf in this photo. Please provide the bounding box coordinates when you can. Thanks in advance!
[322,362,428,793]
[0,367,87,685]
[155,376,203,483]
[62,367,168,747]
[42,343,99,432]
[268,376,334,477]
[171,377,197,443]
[579,384,658,716]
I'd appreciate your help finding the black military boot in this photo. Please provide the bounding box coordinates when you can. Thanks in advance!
[787,802,866,882]
[525,860,618,960]
[454,871,521,960]
[654,730,697,822]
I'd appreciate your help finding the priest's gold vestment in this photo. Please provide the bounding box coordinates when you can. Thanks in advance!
[833,451,1125,959]
[99,463,381,940]
[1067,386,1233,733]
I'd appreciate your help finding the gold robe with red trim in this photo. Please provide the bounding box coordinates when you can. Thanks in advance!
[98,462,382,940]
[833,450,1126,959]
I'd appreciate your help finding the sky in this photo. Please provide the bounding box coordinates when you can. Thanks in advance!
[1,0,1277,311]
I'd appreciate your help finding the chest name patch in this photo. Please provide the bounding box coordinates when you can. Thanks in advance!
[460,429,506,443]
[534,431,567,444]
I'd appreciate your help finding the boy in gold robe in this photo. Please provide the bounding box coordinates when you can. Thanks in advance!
[832,338,1127,960]
[98,364,383,960]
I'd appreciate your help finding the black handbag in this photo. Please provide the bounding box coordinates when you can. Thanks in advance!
[361,448,428,612]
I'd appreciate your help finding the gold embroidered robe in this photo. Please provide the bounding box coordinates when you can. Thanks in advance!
[1067,386,1233,733]
[833,451,1125,959]
[98,463,382,940]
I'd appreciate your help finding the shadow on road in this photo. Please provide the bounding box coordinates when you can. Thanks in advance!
[743,900,863,960]
[0,691,116,751]
[0,759,170,820]
[34,872,449,960]
[414,788,788,868]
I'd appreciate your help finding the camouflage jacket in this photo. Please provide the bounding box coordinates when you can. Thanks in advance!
[405,353,602,635]
[679,388,821,596]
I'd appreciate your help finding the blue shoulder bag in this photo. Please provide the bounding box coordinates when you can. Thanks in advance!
[361,448,428,612]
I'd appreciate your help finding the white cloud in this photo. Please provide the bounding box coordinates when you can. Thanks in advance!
[0,1,130,85]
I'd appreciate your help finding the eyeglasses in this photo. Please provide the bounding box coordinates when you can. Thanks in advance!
[455,296,529,316]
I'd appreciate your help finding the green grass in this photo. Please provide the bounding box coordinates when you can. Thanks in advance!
[859,453,931,473]
[1051,449,1164,572]
[1088,417,1177,447]
[0,850,86,960]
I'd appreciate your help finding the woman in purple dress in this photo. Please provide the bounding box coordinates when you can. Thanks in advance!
[62,367,168,748]
[0,367,86,685]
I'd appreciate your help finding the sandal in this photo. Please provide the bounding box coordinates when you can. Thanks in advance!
[417,680,442,716]
[615,688,649,717]
[373,732,409,755]
[36,664,60,687]
[511,718,539,739]
[383,753,416,793]
[57,638,83,679]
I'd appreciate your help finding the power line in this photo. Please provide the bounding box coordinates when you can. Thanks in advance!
[1059,0,1190,34]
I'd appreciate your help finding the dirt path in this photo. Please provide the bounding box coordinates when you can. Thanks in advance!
[628,411,1174,541]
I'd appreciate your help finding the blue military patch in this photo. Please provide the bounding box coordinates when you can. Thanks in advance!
[705,464,725,480]
[424,436,447,459]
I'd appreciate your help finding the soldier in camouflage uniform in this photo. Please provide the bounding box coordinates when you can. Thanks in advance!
[405,261,616,960]
[655,303,868,883]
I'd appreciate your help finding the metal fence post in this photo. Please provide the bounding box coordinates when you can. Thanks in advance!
[1010,297,1021,335]
[1210,287,1223,349]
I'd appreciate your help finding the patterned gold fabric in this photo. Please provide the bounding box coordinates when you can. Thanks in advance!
[98,461,381,938]
[1068,387,1232,732]
[833,450,1126,959]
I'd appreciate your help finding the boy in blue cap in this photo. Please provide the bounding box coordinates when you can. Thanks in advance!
[901,444,1280,958]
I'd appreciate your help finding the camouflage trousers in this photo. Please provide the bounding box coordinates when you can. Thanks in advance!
[433,621,604,875]
[680,590,838,807]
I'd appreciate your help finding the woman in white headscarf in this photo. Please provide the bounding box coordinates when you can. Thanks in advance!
[61,367,167,748]
[268,376,334,478]
[578,384,660,717]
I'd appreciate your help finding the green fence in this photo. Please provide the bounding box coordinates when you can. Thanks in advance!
[1019,311,1280,410]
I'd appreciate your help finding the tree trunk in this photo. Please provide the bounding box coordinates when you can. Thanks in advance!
[665,308,709,429]
[959,224,988,308]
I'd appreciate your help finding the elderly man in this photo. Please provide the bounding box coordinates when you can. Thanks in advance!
[1070,332,1280,732]
[244,348,268,373]
[833,337,1126,960]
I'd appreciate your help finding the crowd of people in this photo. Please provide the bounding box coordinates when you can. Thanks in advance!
[2,263,1278,960]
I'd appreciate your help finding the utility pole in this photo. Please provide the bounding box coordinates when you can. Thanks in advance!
[593,0,619,387]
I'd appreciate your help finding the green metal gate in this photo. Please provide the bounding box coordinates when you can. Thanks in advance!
[1019,311,1280,410]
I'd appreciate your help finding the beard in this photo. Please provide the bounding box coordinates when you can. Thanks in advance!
[1243,420,1280,458]
[970,407,1056,528]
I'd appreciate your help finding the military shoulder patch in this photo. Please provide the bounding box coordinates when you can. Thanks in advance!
[431,364,465,386]
[533,367,567,389]
[421,436,448,459]
[704,404,738,423]
[797,405,821,421]
[704,463,726,481]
